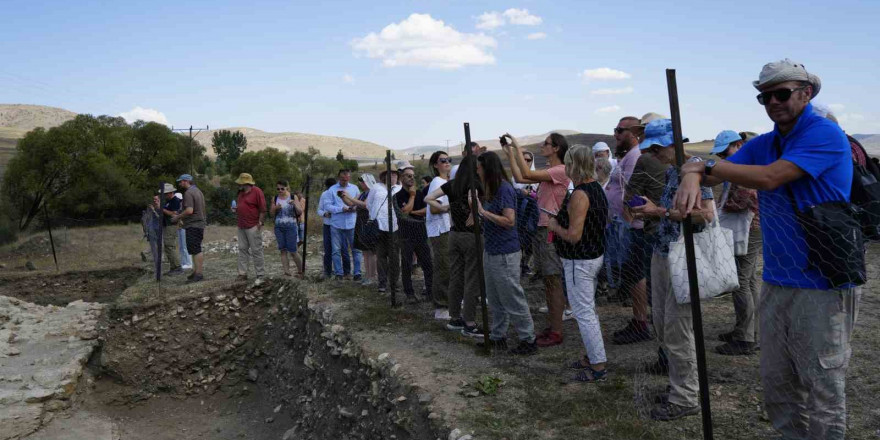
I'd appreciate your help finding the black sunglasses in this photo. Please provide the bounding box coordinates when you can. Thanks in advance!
[756,85,808,105]
[614,127,630,134]
[438,158,452,164]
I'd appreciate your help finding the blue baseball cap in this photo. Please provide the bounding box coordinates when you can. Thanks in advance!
[711,130,743,155]
[638,119,688,150]
[176,174,194,182]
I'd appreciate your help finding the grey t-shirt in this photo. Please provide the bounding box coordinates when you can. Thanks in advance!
[182,185,207,229]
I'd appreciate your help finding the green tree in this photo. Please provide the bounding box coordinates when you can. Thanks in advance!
[231,148,301,198]
[212,130,248,172]
[336,149,345,162]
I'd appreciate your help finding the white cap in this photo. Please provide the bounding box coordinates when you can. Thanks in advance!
[592,142,610,153]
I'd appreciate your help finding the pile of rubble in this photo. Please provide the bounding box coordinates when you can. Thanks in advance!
[0,296,104,439]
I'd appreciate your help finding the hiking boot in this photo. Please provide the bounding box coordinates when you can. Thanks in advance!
[612,319,653,345]
[476,338,508,352]
[715,340,757,356]
[535,331,563,347]
[643,358,669,376]
[461,324,485,339]
[334,275,344,281]
[509,339,538,356]
[353,274,362,282]
[187,272,196,280]
[718,331,736,343]
[446,319,465,331]
[236,275,247,282]
[650,402,700,421]
[186,274,204,284]
[572,367,608,383]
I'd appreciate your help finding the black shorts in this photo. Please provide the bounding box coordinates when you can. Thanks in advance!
[621,228,652,287]
[185,227,204,255]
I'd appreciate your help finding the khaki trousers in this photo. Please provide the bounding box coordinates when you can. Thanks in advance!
[237,226,265,277]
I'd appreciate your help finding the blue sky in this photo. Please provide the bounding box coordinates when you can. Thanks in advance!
[2,0,878,150]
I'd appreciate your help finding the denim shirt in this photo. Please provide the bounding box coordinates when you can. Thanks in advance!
[655,157,713,256]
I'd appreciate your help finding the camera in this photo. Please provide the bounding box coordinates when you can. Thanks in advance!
[499,135,508,147]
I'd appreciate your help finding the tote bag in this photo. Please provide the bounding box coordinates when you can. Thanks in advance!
[668,207,739,304]
[717,183,755,256]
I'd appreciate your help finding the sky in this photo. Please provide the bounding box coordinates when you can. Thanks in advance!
[2,0,878,150]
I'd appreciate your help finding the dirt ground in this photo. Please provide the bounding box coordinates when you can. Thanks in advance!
[2,225,878,439]
[0,268,144,306]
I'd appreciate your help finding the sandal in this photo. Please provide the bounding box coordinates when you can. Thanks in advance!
[568,355,591,370]
[573,367,607,383]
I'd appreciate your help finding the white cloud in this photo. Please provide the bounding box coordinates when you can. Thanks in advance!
[838,113,866,123]
[503,8,542,25]
[581,67,632,81]
[590,87,634,95]
[475,8,542,29]
[475,11,504,30]
[119,106,169,125]
[829,103,845,112]
[595,105,621,114]
[352,14,497,70]
[526,32,547,40]
[342,74,355,84]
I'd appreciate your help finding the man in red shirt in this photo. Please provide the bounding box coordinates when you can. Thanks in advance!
[235,173,267,283]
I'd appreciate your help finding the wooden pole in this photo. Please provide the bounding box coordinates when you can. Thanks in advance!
[464,123,491,354]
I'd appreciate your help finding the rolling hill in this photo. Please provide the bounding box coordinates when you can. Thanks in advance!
[197,127,388,159]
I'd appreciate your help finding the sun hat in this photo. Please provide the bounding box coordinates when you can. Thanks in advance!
[234,173,256,185]
[396,160,415,171]
[637,112,668,127]
[753,58,821,98]
[638,119,689,150]
[592,142,611,154]
[359,173,377,187]
[712,130,743,155]
[158,183,177,194]
[175,174,194,182]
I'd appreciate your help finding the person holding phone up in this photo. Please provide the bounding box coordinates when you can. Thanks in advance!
[503,132,571,348]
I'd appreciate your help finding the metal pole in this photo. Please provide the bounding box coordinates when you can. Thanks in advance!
[156,181,164,282]
[43,205,58,272]
[189,126,194,176]
[302,175,312,276]
[386,150,397,308]
[666,68,713,440]
[464,123,491,354]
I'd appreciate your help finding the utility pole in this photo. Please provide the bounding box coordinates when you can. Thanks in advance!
[171,125,209,176]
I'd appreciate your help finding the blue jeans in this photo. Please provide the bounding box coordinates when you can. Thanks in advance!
[331,227,361,276]
[177,229,192,267]
[323,224,334,277]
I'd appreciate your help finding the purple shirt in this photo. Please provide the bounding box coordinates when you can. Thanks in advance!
[604,146,641,222]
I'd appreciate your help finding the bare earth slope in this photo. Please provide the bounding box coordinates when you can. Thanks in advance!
[198,126,389,159]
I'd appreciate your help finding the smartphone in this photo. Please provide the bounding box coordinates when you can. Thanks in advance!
[499,135,508,147]
[539,207,557,217]
[626,195,647,208]
[336,190,345,198]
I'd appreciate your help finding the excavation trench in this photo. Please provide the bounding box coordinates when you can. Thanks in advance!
[12,277,443,440]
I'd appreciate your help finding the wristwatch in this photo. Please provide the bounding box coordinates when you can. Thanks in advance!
[704,159,717,176]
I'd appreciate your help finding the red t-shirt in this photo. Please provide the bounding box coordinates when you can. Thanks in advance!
[237,186,267,229]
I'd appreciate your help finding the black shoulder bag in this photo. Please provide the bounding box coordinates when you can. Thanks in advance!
[775,137,866,288]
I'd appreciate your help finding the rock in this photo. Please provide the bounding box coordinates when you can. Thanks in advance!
[457,436,473,440]
[448,428,462,440]
[247,369,259,382]
[265,417,274,423]
[338,407,354,418]
[418,393,433,404]
[274,404,282,413]
[377,352,390,362]
[25,261,36,271]
[0,262,6,268]
[282,427,297,440]
[428,412,441,420]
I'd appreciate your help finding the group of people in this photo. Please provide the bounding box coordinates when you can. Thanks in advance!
[149,58,861,439]
[315,58,864,439]
[151,174,207,283]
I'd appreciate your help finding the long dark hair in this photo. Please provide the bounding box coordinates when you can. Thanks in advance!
[450,154,477,198]
[478,152,508,201]
[548,133,569,163]
[429,150,448,177]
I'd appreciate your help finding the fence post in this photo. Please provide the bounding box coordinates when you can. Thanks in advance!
[43,205,59,272]
[302,175,312,276]
[666,68,713,440]
[386,151,397,307]
[463,123,492,354]
[156,181,164,282]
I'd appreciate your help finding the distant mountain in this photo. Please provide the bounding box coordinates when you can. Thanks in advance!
[0,104,77,138]
[852,134,880,156]
[197,127,388,160]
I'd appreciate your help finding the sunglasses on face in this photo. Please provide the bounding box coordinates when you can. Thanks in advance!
[525,158,533,163]
[756,85,808,105]
[438,158,452,164]
[614,127,630,134]
[276,187,286,191]
[543,141,554,147]
[403,173,415,178]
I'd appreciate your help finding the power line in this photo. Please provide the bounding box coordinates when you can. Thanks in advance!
[171,125,209,176]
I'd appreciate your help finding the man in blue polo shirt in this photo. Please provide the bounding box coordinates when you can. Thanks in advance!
[675,59,861,440]
[327,169,362,281]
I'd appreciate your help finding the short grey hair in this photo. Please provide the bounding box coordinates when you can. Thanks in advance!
[564,144,595,183]
[595,157,612,183]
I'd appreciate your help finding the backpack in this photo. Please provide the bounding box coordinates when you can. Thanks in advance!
[848,136,880,241]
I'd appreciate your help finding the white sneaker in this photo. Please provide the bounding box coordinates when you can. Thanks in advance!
[181,265,193,270]
[538,306,549,314]
[253,278,264,286]
[434,308,450,320]
[563,308,574,321]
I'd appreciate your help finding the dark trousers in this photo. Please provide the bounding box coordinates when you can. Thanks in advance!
[322,224,333,277]
[377,231,399,292]
[401,237,433,297]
